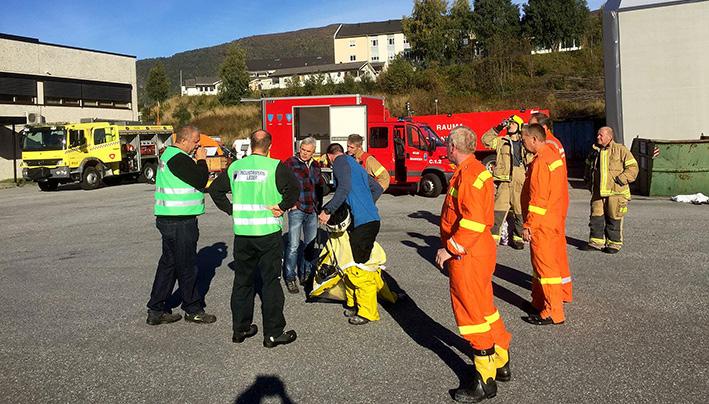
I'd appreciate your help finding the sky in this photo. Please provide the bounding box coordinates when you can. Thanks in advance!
[0,0,606,60]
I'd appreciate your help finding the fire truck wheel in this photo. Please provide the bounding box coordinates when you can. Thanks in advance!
[81,166,102,190]
[138,162,157,184]
[481,154,496,173]
[37,180,58,192]
[419,173,443,197]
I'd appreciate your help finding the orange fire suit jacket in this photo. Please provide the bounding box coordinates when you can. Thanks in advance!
[522,143,566,230]
[440,156,495,256]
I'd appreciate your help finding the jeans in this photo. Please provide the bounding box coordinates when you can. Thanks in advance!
[232,231,286,338]
[147,216,202,315]
[284,209,318,281]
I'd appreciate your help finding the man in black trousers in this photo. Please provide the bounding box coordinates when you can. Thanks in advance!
[209,129,299,347]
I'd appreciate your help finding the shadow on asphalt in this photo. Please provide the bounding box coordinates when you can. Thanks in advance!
[381,271,476,390]
[167,242,228,310]
[492,282,536,315]
[234,375,294,404]
[494,264,532,291]
[407,210,441,226]
[566,235,587,250]
[401,231,440,269]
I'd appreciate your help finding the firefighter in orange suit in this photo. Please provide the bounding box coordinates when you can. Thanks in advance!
[530,113,572,303]
[436,126,512,402]
[520,124,567,326]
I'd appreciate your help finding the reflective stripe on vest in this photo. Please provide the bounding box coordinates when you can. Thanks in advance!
[154,146,205,216]
[229,154,282,236]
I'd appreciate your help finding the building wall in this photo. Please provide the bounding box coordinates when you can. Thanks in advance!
[334,37,370,64]
[180,85,220,96]
[0,37,138,180]
[616,1,709,146]
[335,33,409,65]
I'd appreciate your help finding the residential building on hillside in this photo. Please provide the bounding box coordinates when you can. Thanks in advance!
[180,77,221,96]
[333,20,410,69]
[249,61,376,91]
[0,33,137,181]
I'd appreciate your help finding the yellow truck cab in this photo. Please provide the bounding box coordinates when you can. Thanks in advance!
[21,121,173,191]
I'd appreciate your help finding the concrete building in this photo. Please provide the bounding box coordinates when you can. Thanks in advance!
[180,77,222,96]
[333,20,411,68]
[603,0,709,146]
[0,33,138,181]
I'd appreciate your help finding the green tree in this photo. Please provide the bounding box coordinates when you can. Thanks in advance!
[449,0,474,61]
[471,0,521,55]
[145,62,170,123]
[377,56,416,94]
[173,103,192,127]
[403,0,451,65]
[523,0,590,51]
[219,44,251,105]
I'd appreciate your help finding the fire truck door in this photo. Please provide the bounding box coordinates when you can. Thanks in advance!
[394,126,406,182]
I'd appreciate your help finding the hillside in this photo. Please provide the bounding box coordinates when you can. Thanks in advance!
[136,24,338,99]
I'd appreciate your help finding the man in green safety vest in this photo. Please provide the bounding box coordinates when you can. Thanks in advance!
[147,125,217,326]
[209,129,300,348]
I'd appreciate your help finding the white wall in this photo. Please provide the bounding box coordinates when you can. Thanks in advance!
[616,1,709,145]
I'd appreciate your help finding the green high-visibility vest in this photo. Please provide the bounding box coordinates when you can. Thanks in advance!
[154,146,205,216]
[229,154,282,236]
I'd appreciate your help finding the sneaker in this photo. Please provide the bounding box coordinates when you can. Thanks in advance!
[184,311,217,324]
[146,311,181,326]
[263,330,297,348]
[510,240,525,250]
[286,280,299,294]
[232,324,258,343]
[343,307,357,318]
[348,315,370,325]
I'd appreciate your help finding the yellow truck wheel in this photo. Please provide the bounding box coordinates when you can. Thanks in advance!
[81,166,102,190]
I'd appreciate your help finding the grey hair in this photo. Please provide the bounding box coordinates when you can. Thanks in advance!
[448,126,477,153]
[300,137,317,148]
[175,125,199,142]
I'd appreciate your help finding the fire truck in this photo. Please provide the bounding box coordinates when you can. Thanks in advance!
[21,121,173,191]
[414,109,549,170]
[260,95,453,197]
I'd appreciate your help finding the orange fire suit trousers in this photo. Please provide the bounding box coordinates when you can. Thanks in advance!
[449,248,511,351]
[530,225,566,323]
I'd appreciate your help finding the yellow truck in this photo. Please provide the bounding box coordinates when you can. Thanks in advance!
[21,121,173,191]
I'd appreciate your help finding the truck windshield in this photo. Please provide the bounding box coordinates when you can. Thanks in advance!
[422,126,445,147]
[22,128,67,151]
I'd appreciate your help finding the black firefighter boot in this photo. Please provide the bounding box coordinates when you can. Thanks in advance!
[454,347,498,403]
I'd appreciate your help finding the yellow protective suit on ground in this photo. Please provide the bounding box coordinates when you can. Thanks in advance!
[311,230,397,321]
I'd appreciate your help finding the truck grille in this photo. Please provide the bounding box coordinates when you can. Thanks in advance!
[24,159,62,167]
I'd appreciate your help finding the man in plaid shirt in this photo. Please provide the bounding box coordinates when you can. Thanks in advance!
[283,137,325,294]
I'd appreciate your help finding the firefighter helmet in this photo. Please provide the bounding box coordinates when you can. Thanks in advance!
[325,204,351,233]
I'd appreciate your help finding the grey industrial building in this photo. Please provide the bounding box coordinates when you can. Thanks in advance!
[0,33,138,181]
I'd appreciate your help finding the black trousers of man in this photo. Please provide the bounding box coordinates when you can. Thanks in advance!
[349,220,381,264]
[232,231,287,338]
[147,216,202,315]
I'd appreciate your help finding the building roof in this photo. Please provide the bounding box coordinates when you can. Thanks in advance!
[270,62,370,77]
[0,32,135,58]
[335,20,403,39]
[246,56,332,72]
[604,0,701,11]
[183,77,221,87]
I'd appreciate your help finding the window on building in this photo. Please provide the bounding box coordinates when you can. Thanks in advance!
[388,53,395,61]
[350,55,356,61]
[371,56,379,62]
[388,37,395,46]
[371,39,378,47]
[403,37,409,44]
[0,74,38,105]
[369,127,388,148]
[349,40,356,47]
[272,77,280,85]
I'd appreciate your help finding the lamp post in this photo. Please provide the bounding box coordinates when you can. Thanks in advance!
[434,98,438,115]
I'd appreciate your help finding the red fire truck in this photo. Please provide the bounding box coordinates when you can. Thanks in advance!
[261,95,454,197]
[414,109,549,170]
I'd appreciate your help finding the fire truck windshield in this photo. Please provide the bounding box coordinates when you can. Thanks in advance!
[422,126,445,147]
[21,128,67,151]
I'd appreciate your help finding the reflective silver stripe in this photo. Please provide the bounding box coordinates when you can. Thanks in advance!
[156,187,200,194]
[232,204,269,211]
[156,199,203,207]
[561,277,572,284]
[233,217,280,225]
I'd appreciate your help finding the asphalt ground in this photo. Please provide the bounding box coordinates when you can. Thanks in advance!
[0,181,707,403]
